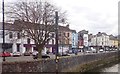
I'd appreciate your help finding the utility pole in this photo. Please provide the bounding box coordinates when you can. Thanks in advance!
[2,0,5,61]
[55,11,59,73]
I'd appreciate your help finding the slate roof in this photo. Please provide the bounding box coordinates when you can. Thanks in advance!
[0,20,74,32]
[0,22,13,30]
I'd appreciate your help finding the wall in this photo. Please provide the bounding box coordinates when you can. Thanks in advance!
[2,51,119,72]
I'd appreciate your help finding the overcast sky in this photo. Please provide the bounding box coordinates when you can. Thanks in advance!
[0,0,119,36]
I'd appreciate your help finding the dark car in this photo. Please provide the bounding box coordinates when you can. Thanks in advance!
[24,52,31,56]
[42,54,50,58]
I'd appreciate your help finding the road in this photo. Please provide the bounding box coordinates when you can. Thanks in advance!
[0,51,110,62]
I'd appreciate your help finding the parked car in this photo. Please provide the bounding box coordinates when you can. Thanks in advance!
[62,52,70,56]
[42,54,50,58]
[99,49,104,52]
[24,52,31,56]
[0,52,11,57]
[91,48,97,53]
[32,50,50,59]
[12,52,21,57]
[68,50,73,54]
[86,50,91,53]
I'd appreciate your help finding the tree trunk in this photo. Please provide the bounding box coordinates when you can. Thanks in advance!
[37,44,44,59]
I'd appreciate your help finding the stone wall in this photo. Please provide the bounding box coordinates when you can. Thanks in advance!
[2,51,119,72]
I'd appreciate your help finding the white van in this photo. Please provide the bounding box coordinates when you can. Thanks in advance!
[91,47,97,53]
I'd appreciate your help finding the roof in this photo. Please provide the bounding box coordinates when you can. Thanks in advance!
[109,35,118,40]
[78,30,88,34]
[0,22,14,30]
[58,25,72,32]
[97,32,108,37]
[14,20,73,32]
[0,20,74,32]
[70,30,76,33]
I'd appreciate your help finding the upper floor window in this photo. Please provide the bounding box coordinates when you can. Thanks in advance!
[59,32,61,36]
[67,33,69,37]
[67,39,69,44]
[27,38,30,44]
[51,33,54,38]
[52,39,54,44]
[0,31,3,38]
[63,32,66,36]
[9,32,13,38]
[17,33,20,39]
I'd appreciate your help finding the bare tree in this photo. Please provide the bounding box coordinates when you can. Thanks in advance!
[5,1,67,58]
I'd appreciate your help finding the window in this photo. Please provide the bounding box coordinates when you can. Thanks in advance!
[67,39,69,44]
[9,32,13,38]
[17,44,20,52]
[52,34,54,37]
[63,32,66,36]
[102,42,103,45]
[67,33,69,37]
[0,31,2,38]
[52,39,54,44]
[27,38,30,44]
[59,40,62,44]
[59,32,61,36]
[17,33,20,39]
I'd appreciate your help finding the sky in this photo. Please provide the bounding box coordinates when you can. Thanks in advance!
[0,0,119,36]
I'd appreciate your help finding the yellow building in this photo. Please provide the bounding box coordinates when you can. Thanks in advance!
[114,39,118,48]
[109,35,118,48]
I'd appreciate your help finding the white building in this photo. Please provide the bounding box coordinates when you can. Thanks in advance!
[0,22,26,53]
[91,32,110,48]
[0,22,56,54]
[83,34,88,47]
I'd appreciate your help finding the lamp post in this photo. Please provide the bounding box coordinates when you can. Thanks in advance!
[2,0,5,61]
[55,11,59,73]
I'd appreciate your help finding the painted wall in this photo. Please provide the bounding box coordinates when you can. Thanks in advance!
[71,32,78,48]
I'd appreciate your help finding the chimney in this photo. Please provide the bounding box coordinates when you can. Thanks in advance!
[66,24,69,28]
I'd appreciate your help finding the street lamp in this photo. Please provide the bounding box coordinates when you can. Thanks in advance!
[2,0,5,61]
